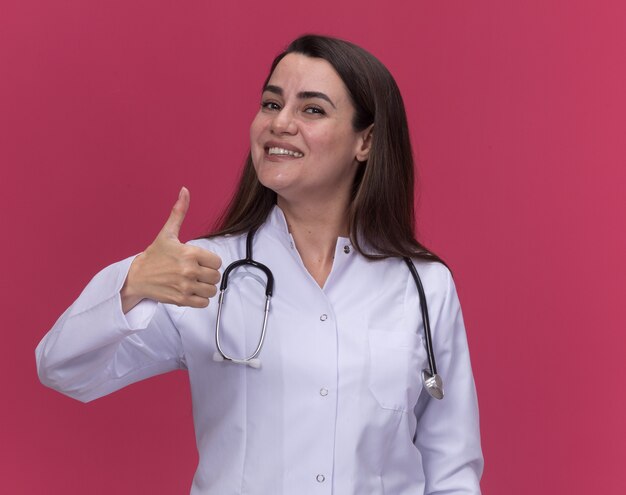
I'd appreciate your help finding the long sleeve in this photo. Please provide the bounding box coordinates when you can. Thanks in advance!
[413,268,484,494]
[35,255,186,403]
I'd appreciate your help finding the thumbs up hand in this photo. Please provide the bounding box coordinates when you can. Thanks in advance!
[121,187,222,313]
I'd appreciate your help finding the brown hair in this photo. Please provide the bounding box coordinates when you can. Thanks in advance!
[202,34,445,265]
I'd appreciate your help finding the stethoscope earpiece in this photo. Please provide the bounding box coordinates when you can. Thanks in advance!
[213,351,262,369]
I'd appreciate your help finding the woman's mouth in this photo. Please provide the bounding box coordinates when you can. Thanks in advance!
[265,147,304,158]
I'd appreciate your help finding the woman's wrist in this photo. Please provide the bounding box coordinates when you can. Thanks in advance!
[120,253,145,313]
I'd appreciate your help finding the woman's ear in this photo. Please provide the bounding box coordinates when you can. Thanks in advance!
[355,124,374,162]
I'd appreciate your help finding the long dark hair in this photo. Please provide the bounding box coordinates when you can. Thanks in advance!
[202,34,445,265]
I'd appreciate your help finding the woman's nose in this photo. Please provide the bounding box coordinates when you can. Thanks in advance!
[270,108,297,135]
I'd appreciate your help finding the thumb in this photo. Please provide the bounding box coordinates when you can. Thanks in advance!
[161,186,190,240]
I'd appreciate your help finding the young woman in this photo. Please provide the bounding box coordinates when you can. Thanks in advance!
[37,34,483,494]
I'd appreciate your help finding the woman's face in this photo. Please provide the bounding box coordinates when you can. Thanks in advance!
[250,53,372,207]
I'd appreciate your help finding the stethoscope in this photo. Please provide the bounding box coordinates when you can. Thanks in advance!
[212,229,444,400]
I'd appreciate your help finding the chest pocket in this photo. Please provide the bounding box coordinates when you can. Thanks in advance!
[368,328,427,412]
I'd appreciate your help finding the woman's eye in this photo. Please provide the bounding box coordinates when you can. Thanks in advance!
[304,106,325,115]
[261,101,280,111]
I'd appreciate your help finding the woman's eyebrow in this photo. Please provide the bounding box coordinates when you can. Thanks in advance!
[263,84,336,109]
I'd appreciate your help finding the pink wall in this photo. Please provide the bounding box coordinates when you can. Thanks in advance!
[2,0,624,493]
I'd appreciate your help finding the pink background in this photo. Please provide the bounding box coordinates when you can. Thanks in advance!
[2,0,625,493]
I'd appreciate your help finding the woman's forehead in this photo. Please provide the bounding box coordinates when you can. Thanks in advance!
[266,53,349,101]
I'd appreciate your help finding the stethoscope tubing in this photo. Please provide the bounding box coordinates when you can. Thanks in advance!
[219,229,274,296]
[404,257,437,376]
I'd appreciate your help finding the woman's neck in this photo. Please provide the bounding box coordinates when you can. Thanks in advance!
[277,197,349,288]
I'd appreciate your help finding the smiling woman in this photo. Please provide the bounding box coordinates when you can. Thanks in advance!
[250,53,371,222]
[36,34,483,494]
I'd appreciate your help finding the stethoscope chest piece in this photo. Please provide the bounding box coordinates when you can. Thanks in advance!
[421,369,444,400]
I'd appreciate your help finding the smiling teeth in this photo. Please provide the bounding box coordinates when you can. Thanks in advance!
[268,147,303,158]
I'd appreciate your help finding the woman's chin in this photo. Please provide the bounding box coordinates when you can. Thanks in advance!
[256,167,298,192]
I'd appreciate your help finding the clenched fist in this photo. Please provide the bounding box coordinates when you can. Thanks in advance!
[121,187,222,313]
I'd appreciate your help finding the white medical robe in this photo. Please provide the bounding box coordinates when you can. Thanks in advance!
[36,206,483,494]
